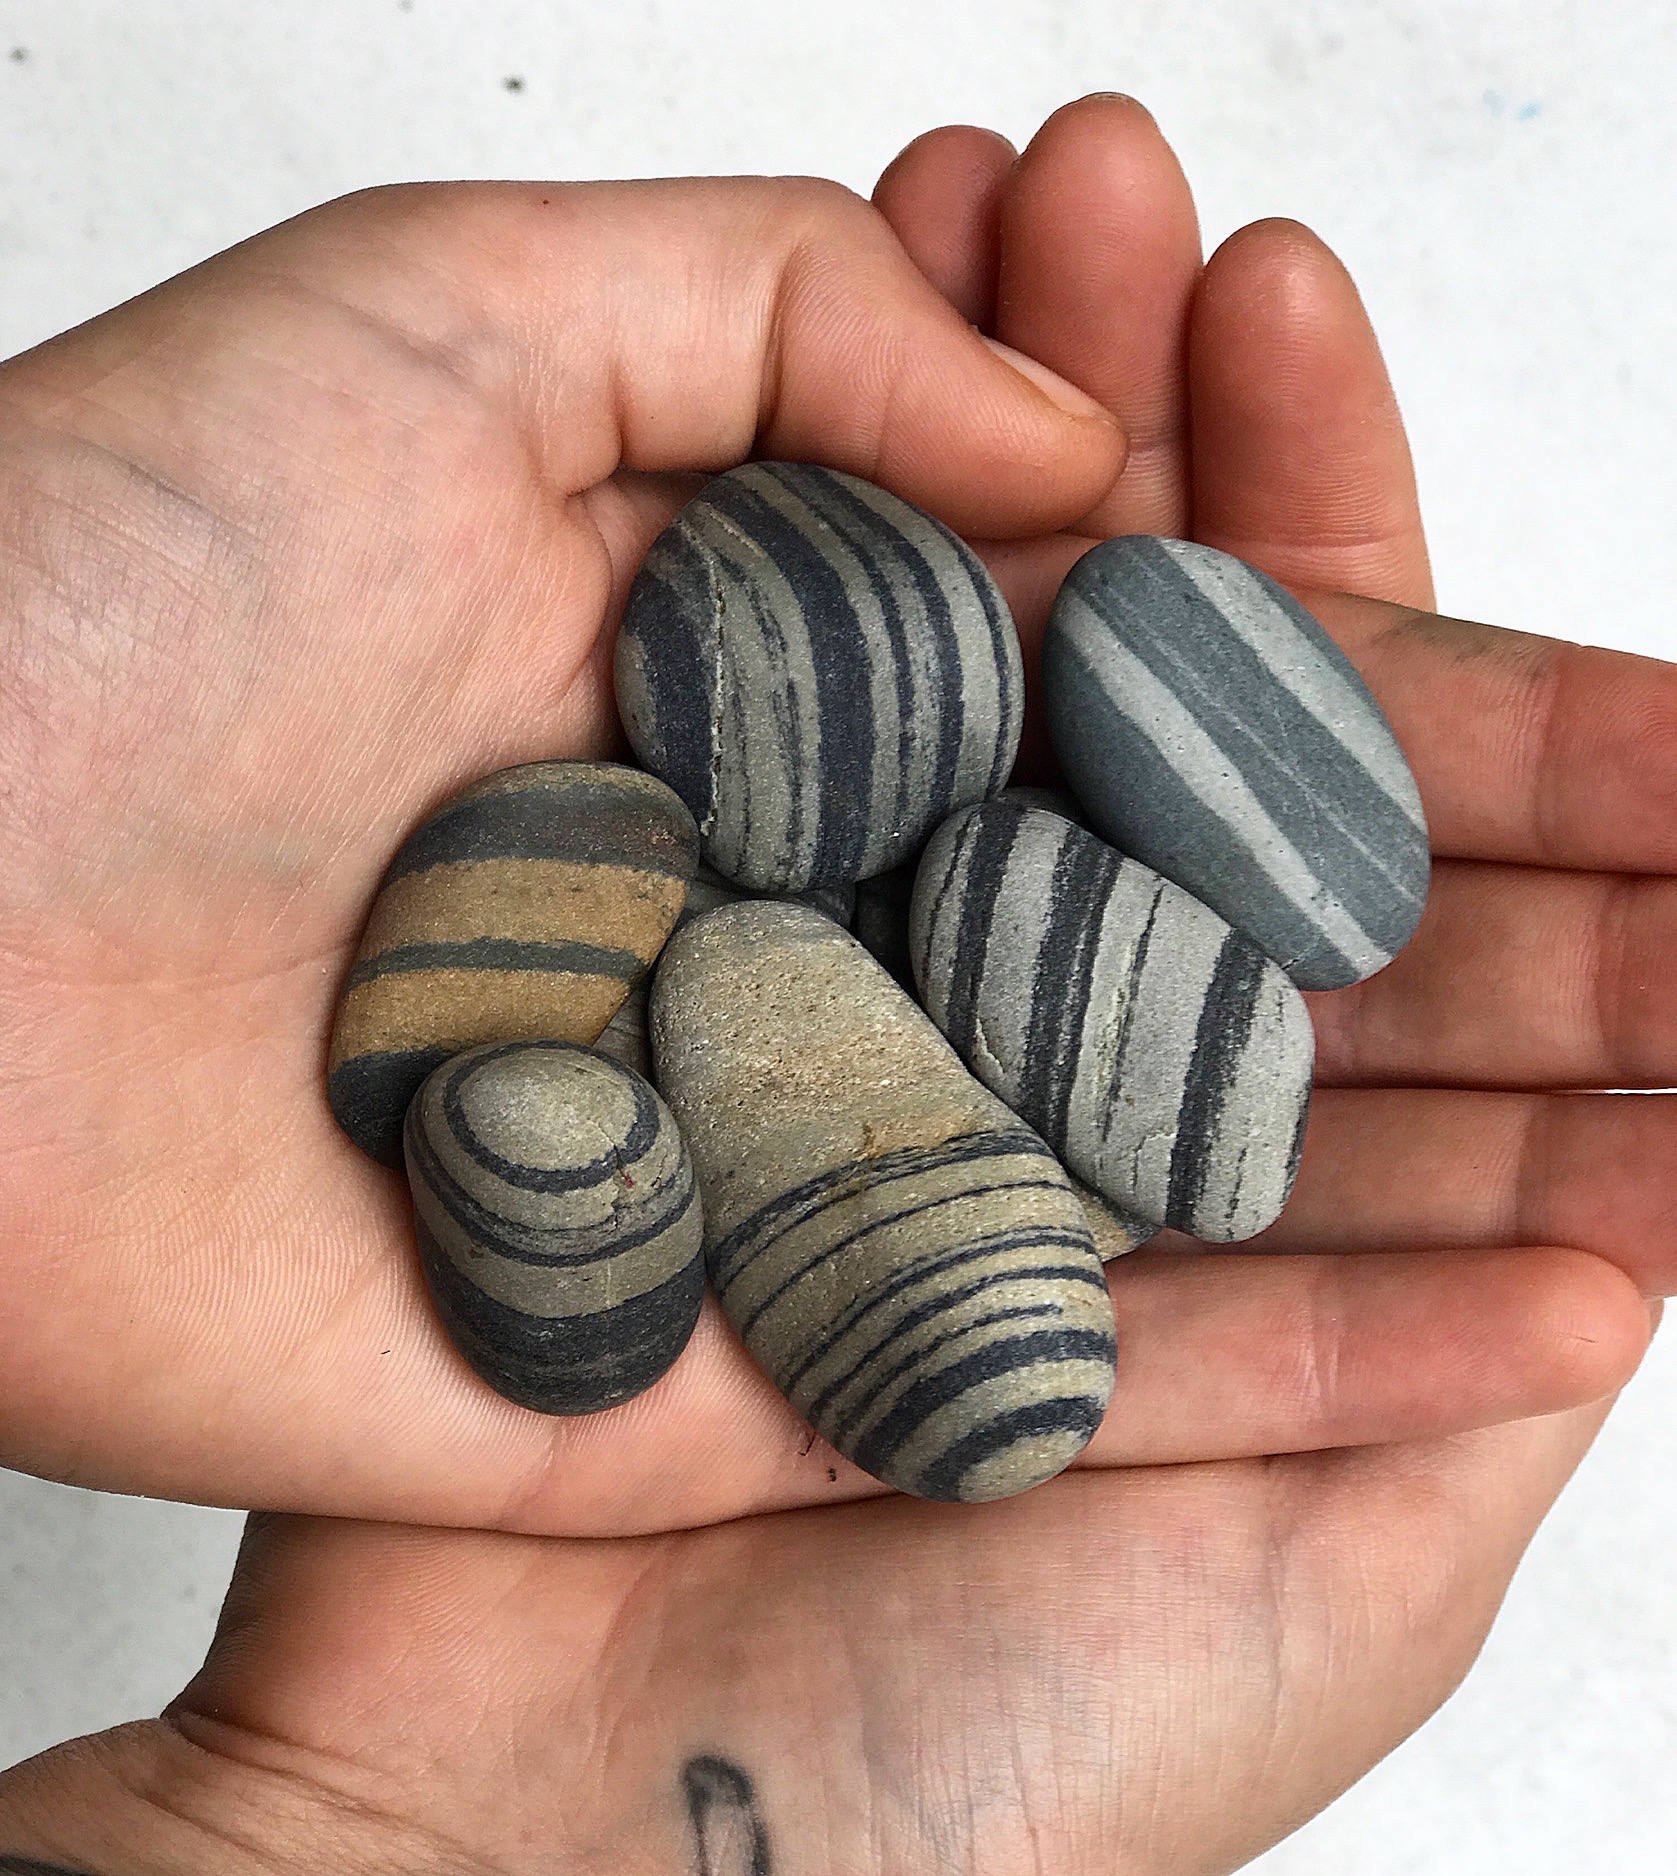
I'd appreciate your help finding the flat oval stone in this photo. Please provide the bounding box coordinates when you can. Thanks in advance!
[329,762,697,1166]
[404,1041,704,1413]
[1043,536,1429,989]
[616,463,1024,893]
[911,802,1314,1243]
[652,901,1115,1503]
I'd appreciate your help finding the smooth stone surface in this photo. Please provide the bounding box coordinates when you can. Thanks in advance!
[652,902,1115,1503]
[592,866,854,1089]
[404,1041,704,1414]
[1044,536,1430,990]
[329,762,697,1166]
[852,792,1079,989]
[911,802,1314,1243]
[1071,1180,1156,1260]
[616,462,1024,893]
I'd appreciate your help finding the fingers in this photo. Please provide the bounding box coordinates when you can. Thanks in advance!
[7,176,1124,546]
[1310,861,1677,1090]
[1188,218,1434,609]
[1314,591,1677,871]
[1087,1243,1649,1469]
[1248,1087,1677,1295]
[993,94,1202,537]
[871,125,1017,329]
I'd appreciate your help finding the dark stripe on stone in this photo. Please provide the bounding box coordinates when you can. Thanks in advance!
[436,1042,662,1195]
[706,1126,1051,1289]
[793,468,933,856]
[1100,873,1167,1124]
[406,1100,697,1270]
[1165,932,1269,1230]
[935,805,1020,1065]
[811,1257,1110,1432]
[328,1044,457,1168]
[738,1178,1078,1338]
[1020,822,1121,1151]
[619,534,722,830]
[348,936,647,990]
[384,778,696,885]
[1101,544,1429,927]
[918,1389,1112,1503]
[850,1326,1116,1495]
[1053,634,1364,985]
[782,1225,1101,1395]
[712,472,877,885]
[416,1214,704,1414]
[830,1299,1092,1440]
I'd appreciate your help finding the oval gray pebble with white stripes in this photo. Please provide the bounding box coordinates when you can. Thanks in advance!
[616,463,1024,894]
[911,802,1314,1243]
[1043,536,1429,990]
[404,1041,704,1414]
[652,901,1115,1503]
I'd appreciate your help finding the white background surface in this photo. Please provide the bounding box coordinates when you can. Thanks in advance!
[1,2,1673,1868]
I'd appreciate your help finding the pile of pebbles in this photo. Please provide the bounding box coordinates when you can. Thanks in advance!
[326,462,1429,1503]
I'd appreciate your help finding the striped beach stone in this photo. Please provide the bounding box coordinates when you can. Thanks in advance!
[592,866,853,1088]
[911,802,1314,1243]
[328,762,698,1166]
[615,462,1024,894]
[851,789,1077,991]
[404,1041,704,1414]
[652,901,1116,1503]
[1044,536,1430,990]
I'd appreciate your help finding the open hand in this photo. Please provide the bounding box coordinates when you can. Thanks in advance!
[0,95,1663,1873]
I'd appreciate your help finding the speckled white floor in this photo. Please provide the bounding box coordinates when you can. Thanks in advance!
[1,3,1673,1867]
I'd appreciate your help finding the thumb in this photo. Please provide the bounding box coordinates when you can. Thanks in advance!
[6,174,1125,540]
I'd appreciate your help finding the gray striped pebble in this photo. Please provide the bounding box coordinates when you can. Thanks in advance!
[404,1041,704,1413]
[652,901,1115,1503]
[911,802,1314,1243]
[850,788,1080,990]
[1044,536,1429,990]
[615,463,1024,894]
[328,762,697,1165]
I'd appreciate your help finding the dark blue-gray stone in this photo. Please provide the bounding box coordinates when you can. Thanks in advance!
[615,463,1024,893]
[911,801,1314,1243]
[1043,536,1429,990]
[404,1041,704,1413]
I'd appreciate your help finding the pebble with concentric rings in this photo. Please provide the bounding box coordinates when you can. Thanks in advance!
[404,1040,705,1414]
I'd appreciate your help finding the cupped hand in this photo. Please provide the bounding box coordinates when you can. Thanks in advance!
[0,94,1666,1876]
[0,100,1661,1558]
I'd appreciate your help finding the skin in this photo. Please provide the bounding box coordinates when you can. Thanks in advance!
[0,94,1668,1871]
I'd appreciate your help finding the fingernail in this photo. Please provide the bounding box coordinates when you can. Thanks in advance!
[981,336,1115,424]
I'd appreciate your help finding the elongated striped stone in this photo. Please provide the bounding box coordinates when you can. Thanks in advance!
[851,789,1076,990]
[652,901,1115,1503]
[616,463,1024,893]
[1044,536,1430,989]
[911,802,1313,1242]
[592,865,853,1087]
[405,1042,704,1413]
[329,762,698,1165]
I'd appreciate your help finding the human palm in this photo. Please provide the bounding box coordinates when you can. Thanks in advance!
[0,98,1666,1872]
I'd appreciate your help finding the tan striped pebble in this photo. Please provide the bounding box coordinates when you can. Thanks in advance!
[329,762,697,1165]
